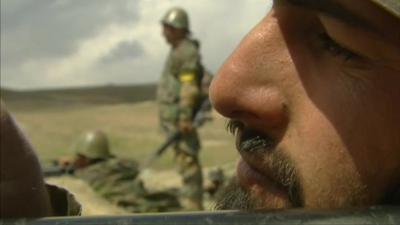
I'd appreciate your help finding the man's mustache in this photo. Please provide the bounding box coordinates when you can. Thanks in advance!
[226,119,303,207]
[227,119,274,154]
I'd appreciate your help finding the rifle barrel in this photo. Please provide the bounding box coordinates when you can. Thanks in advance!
[41,166,75,177]
[142,98,211,169]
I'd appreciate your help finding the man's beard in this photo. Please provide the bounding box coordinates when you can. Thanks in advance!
[214,120,303,210]
[213,176,261,210]
[214,166,302,210]
[213,148,303,210]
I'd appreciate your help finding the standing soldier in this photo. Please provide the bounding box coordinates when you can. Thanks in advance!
[157,7,204,210]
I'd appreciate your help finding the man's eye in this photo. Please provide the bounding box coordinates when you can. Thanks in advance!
[318,32,360,61]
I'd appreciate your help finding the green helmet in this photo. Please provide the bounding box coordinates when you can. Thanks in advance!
[370,0,400,18]
[161,7,190,31]
[74,130,113,160]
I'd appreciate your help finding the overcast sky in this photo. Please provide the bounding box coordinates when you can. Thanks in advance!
[1,0,272,90]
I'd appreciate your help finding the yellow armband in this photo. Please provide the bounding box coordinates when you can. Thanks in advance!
[180,72,195,83]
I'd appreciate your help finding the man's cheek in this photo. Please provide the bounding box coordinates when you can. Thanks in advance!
[286,112,355,202]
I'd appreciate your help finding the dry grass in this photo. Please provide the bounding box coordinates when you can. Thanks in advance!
[9,101,239,169]
[6,100,239,215]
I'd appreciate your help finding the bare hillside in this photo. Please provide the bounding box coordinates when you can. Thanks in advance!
[1,84,156,111]
[2,85,238,169]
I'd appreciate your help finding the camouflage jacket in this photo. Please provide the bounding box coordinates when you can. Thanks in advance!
[157,38,203,125]
[75,158,181,213]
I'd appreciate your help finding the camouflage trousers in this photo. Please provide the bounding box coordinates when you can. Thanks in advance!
[174,139,203,211]
[162,122,203,210]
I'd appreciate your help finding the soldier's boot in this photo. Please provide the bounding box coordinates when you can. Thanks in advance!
[175,150,204,210]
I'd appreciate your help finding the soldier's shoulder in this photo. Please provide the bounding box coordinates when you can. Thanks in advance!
[78,158,137,175]
[77,158,140,184]
[181,38,198,49]
[176,39,198,56]
[90,158,137,172]
[109,158,139,170]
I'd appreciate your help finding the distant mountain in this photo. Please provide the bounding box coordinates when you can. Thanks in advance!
[0,84,157,110]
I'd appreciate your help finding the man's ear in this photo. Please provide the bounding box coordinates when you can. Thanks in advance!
[0,100,53,218]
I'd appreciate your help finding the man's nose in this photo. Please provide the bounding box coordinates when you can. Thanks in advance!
[210,16,288,132]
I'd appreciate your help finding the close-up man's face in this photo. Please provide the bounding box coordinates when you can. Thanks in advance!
[210,0,400,209]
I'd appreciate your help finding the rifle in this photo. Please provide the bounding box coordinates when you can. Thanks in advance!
[41,162,75,177]
[142,98,212,169]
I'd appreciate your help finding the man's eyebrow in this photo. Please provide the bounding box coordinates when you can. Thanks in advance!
[284,0,379,33]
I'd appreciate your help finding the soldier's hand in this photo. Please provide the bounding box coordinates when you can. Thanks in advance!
[179,120,193,134]
[56,156,74,168]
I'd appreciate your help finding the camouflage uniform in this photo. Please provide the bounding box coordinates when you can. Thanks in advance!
[158,9,204,209]
[75,158,181,213]
[70,130,181,213]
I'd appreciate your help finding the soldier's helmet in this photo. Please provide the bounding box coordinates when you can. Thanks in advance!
[161,7,190,31]
[74,130,113,160]
[370,0,400,18]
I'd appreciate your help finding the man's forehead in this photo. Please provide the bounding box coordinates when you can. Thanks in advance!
[286,0,400,18]
[283,0,399,40]
[285,0,375,29]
